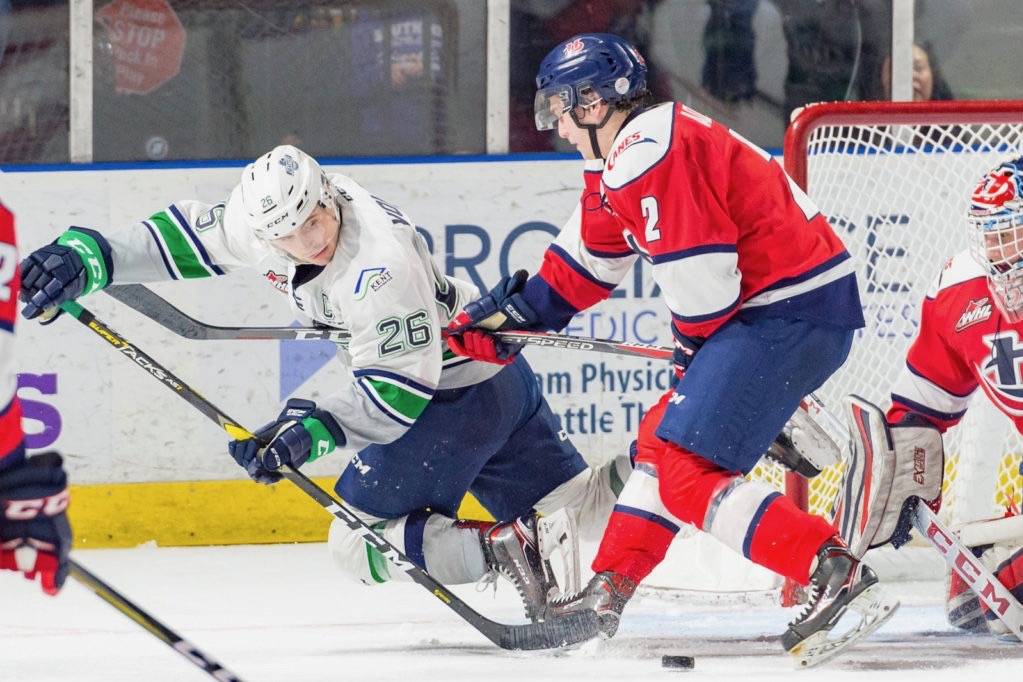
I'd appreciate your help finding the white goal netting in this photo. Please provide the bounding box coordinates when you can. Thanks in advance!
[783,100,1023,537]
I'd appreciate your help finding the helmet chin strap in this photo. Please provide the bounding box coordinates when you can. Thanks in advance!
[571,106,617,160]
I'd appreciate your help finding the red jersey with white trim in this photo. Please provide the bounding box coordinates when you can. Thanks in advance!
[887,250,1020,433]
[0,202,25,466]
[523,102,863,347]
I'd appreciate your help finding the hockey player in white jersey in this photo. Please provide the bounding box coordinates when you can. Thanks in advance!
[18,145,632,622]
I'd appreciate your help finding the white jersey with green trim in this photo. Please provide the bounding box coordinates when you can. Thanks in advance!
[98,172,501,451]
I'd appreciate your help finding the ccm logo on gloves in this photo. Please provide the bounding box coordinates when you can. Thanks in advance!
[4,490,70,520]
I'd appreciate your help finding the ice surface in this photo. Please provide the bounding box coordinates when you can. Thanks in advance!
[1,543,1020,682]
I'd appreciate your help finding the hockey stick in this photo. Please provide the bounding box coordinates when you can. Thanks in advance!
[104,284,843,468]
[55,300,599,651]
[69,559,245,681]
[802,395,1023,639]
[913,504,1023,639]
[105,284,350,342]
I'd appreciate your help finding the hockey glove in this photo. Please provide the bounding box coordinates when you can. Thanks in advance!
[445,270,542,365]
[671,334,705,377]
[445,329,519,365]
[20,228,113,321]
[0,452,72,595]
[446,270,541,334]
[228,399,346,485]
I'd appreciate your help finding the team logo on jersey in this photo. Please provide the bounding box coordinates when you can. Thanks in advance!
[353,266,393,300]
[606,132,656,171]
[955,297,993,332]
[264,269,289,294]
[279,154,299,176]
[563,38,584,57]
[977,331,1023,416]
[195,204,224,232]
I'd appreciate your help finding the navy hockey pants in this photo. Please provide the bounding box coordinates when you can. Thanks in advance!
[655,315,854,474]
[334,354,587,521]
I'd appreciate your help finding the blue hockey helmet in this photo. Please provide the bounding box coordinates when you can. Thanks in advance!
[534,33,648,131]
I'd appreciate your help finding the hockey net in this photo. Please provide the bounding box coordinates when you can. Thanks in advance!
[639,102,1023,605]
[777,100,1023,585]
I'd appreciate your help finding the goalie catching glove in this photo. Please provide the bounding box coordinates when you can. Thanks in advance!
[228,398,346,484]
[836,395,944,557]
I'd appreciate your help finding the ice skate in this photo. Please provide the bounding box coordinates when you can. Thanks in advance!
[480,513,558,623]
[546,570,638,639]
[783,540,899,668]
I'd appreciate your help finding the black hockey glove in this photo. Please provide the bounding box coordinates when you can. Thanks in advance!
[0,452,72,595]
[20,227,113,320]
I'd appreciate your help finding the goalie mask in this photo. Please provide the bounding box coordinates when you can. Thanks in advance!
[968,156,1023,322]
[240,145,338,241]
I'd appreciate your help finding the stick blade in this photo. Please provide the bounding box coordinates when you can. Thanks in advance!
[497,610,600,650]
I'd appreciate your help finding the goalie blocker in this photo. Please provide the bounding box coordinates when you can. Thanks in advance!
[837,395,944,557]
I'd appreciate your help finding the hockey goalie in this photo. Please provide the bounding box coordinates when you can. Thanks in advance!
[841,156,1023,642]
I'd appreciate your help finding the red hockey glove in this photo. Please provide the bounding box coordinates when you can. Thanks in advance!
[445,329,519,365]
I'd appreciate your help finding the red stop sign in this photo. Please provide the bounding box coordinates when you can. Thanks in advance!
[97,0,186,95]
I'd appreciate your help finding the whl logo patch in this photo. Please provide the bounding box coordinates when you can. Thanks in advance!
[955,297,992,332]
[264,270,289,294]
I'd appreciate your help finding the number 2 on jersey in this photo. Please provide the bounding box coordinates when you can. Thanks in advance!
[0,243,16,302]
[641,196,661,242]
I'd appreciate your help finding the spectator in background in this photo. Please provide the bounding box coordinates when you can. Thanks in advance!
[871,42,953,102]
[700,0,891,120]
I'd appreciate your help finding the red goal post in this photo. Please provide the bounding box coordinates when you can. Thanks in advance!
[779,101,1023,599]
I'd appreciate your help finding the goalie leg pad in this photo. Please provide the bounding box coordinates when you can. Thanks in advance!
[838,395,944,557]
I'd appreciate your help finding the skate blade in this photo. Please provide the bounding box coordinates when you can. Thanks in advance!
[790,584,900,669]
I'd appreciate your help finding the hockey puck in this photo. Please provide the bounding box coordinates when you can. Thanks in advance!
[661,655,695,670]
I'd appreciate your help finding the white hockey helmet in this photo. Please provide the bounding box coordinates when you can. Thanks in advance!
[967,156,1023,321]
[240,145,336,240]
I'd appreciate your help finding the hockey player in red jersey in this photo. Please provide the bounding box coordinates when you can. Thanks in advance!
[0,202,71,595]
[446,33,897,665]
[841,157,1023,642]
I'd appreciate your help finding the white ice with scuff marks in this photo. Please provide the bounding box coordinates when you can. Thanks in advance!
[1,543,1020,682]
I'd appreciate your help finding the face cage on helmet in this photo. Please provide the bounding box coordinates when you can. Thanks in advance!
[967,210,1023,321]
[534,83,602,131]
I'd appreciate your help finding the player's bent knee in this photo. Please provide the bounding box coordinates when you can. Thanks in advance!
[327,517,400,586]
